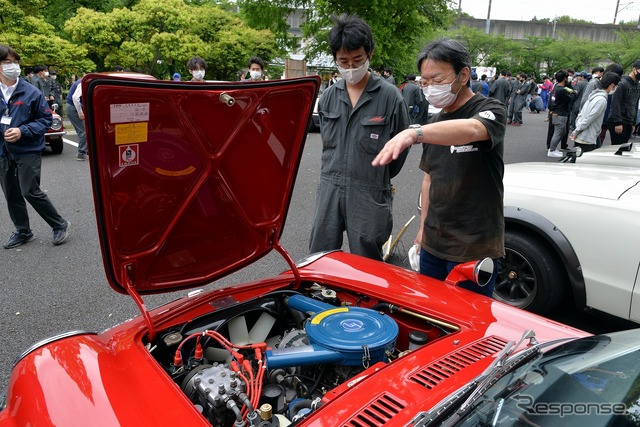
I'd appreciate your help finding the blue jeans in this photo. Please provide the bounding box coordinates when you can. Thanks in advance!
[419,248,497,297]
[66,104,87,155]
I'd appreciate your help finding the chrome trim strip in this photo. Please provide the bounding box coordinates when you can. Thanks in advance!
[14,330,97,367]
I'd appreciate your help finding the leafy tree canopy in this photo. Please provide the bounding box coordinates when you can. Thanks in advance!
[0,0,94,73]
[65,0,278,80]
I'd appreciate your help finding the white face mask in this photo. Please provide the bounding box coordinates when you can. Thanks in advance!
[422,78,461,109]
[44,71,50,77]
[51,75,57,80]
[250,70,262,80]
[192,70,205,80]
[1,63,21,80]
[337,59,369,85]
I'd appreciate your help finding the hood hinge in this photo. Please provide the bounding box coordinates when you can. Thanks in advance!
[122,263,157,343]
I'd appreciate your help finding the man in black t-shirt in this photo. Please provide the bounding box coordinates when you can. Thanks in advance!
[548,70,575,157]
[372,38,507,297]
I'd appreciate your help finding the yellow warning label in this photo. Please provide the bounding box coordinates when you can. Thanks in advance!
[311,307,349,325]
[115,122,148,145]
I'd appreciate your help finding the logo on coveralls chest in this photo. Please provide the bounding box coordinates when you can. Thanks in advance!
[367,116,385,140]
[340,319,365,332]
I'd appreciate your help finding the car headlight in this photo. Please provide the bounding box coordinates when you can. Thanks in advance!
[50,116,63,131]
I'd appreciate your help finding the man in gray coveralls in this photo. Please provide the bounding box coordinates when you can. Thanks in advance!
[308,14,410,261]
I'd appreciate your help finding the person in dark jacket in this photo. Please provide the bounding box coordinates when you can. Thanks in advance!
[489,69,510,104]
[0,44,70,249]
[607,60,640,145]
[402,74,426,124]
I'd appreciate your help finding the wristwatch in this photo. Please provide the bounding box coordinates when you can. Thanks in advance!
[409,124,423,144]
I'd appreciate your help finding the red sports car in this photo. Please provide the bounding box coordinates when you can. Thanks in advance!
[2,74,629,427]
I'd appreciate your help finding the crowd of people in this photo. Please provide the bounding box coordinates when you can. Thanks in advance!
[3,15,639,301]
[474,65,640,156]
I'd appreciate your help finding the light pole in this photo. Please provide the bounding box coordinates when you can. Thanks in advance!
[613,0,634,24]
[485,0,492,34]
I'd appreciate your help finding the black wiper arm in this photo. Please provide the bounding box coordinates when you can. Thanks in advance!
[458,330,537,414]
[437,330,539,427]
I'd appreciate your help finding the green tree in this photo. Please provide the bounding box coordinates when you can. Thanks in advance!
[65,0,278,80]
[0,0,94,75]
[41,0,137,34]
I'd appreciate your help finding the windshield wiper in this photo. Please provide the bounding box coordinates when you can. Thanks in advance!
[437,330,539,427]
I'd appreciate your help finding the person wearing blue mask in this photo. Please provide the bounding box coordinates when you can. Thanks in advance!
[372,38,506,297]
[309,14,410,261]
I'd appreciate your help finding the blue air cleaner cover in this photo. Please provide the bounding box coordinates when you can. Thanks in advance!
[305,306,399,366]
[266,295,399,369]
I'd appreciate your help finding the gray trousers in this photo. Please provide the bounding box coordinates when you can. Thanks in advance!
[549,115,568,151]
[66,104,87,155]
[309,180,393,261]
[0,154,66,233]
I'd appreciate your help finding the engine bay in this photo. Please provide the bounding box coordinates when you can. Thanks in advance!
[150,283,457,426]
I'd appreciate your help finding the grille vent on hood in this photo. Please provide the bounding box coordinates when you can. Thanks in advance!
[345,393,406,426]
[409,336,509,389]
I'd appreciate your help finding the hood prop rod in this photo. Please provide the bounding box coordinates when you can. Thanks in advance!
[272,231,301,289]
[123,263,157,343]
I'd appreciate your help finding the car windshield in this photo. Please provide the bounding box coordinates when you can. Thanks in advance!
[436,330,640,426]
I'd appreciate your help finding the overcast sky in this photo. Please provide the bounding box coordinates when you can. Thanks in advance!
[459,0,640,25]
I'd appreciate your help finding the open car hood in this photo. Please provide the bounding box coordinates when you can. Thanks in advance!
[83,73,320,295]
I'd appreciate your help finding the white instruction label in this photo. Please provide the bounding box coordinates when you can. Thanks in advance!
[110,103,150,124]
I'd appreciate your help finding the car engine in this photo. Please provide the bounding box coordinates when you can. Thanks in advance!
[151,286,446,426]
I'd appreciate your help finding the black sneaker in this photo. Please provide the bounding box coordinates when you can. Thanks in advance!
[52,220,70,246]
[76,153,88,161]
[4,231,34,249]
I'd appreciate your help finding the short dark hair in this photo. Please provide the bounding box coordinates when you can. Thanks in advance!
[416,38,471,75]
[328,14,375,59]
[114,65,124,72]
[248,56,264,70]
[500,69,509,76]
[600,71,621,89]
[406,73,416,81]
[481,74,487,80]
[633,60,640,70]
[567,68,575,74]
[604,63,623,76]
[591,66,604,74]
[0,44,20,62]
[187,57,206,70]
[555,69,568,83]
[518,72,527,79]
